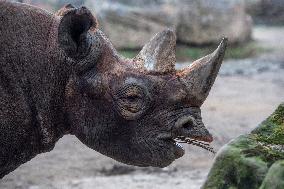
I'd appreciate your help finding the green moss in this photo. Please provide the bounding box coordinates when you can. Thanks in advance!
[269,103,284,125]
[230,135,282,167]
[202,136,268,189]
[260,160,284,189]
[242,141,284,167]
[253,103,284,145]
[240,104,284,166]
[203,104,284,189]
[242,103,284,165]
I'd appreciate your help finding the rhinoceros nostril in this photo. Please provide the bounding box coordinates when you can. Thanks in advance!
[182,122,191,129]
[174,116,197,131]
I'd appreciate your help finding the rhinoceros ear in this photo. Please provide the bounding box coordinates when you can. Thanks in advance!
[58,6,97,59]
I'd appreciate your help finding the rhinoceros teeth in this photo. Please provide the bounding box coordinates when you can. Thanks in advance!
[175,142,184,149]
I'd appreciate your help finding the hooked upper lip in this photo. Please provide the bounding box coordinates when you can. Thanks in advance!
[190,135,213,143]
[156,115,213,143]
[157,133,213,143]
[157,131,215,158]
[157,115,215,155]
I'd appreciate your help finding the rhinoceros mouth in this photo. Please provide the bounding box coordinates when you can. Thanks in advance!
[168,138,185,159]
[158,133,216,157]
[174,136,216,154]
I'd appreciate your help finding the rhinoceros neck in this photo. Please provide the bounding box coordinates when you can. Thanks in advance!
[0,1,71,177]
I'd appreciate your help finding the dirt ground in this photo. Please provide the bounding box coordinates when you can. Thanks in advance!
[1,26,284,189]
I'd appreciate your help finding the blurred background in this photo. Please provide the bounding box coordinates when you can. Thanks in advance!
[1,0,284,188]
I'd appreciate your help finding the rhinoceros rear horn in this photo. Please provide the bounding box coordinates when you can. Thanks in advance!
[58,5,97,59]
[178,38,228,106]
[133,29,176,73]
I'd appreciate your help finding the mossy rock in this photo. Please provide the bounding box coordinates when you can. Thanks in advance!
[259,160,284,189]
[202,103,284,189]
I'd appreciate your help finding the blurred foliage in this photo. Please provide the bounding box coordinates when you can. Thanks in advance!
[224,42,268,60]
[119,42,268,61]
[119,50,139,59]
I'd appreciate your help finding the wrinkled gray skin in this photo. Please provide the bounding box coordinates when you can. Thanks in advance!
[0,1,227,178]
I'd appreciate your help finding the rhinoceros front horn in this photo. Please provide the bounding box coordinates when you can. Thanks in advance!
[133,29,176,73]
[178,38,228,106]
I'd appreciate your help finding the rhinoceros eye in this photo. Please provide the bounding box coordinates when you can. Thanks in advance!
[114,84,149,120]
[124,86,142,101]
[125,94,141,102]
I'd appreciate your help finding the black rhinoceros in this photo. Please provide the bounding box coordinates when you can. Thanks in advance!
[0,1,227,178]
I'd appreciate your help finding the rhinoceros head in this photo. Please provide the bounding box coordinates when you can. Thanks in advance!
[58,5,227,167]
